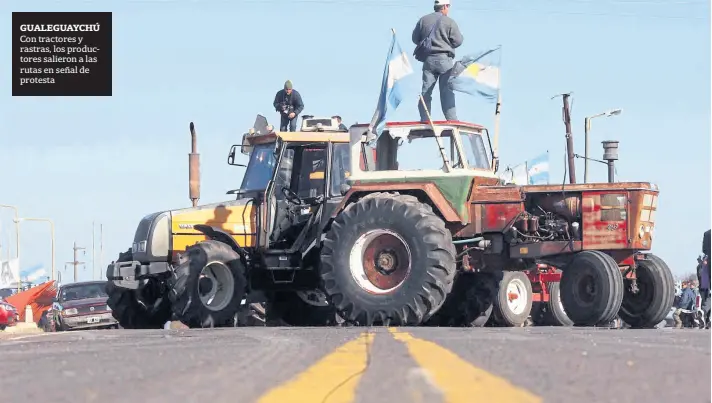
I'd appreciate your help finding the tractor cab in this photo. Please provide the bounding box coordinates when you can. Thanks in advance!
[224,117,354,286]
[346,121,499,184]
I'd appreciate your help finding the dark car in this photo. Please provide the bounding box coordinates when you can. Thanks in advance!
[52,281,118,331]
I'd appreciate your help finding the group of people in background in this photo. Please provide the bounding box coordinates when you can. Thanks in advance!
[673,230,711,329]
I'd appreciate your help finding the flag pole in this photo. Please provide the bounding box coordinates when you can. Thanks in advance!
[492,45,502,171]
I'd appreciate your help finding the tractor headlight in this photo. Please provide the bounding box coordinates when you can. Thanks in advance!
[638,225,645,239]
[63,308,77,316]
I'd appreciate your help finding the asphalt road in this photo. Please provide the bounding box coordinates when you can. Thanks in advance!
[0,326,709,403]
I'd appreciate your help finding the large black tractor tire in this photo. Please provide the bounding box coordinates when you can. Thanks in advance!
[617,254,675,329]
[489,271,533,327]
[531,282,574,326]
[265,291,343,327]
[105,250,172,329]
[426,272,496,327]
[320,193,456,326]
[168,240,247,328]
[560,250,624,326]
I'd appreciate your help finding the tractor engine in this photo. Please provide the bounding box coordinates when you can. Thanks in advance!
[509,195,581,245]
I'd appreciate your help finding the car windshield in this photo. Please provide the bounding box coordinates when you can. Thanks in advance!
[240,143,278,191]
[60,283,108,302]
[459,131,491,170]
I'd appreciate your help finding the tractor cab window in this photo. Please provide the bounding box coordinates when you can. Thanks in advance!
[460,131,491,170]
[240,143,278,191]
[330,143,351,196]
[375,128,463,171]
[286,145,327,199]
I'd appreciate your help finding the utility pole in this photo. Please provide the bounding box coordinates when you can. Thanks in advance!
[66,241,86,283]
[561,93,577,184]
[92,222,96,280]
[99,224,104,274]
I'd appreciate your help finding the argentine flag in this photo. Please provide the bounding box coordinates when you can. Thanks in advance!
[369,31,414,137]
[527,152,550,185]
[448,46,501,101]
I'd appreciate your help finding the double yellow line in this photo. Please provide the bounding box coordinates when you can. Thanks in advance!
[257,328,542,403]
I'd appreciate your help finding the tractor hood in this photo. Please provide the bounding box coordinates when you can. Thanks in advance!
[130,197,259,263]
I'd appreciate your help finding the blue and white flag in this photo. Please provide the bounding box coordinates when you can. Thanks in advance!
[448,46,501,101]
[527,152,550,185]
[369,31,414,137]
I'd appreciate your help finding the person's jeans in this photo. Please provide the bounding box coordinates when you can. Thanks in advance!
[280,114,297,132]
[673,308,683,328]
[418,53,457,122]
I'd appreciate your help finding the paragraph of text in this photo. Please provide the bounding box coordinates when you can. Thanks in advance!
[12,12,113,97]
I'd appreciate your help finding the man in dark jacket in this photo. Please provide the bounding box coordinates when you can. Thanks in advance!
[412,0,464,122]
[273,80,304,132]
[673,281,695,329]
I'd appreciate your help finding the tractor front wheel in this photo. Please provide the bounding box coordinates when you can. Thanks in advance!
[168,240,247,328]
[490,271,533,327]
[617,254,675,329]
[560,251,624,326]
[105,250,172,329]
[320,193,456,326]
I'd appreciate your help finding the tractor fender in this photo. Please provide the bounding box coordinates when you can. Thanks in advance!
[333,183,462,223]
[193,224,248,260]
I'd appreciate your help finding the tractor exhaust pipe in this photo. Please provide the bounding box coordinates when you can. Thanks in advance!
[602,140,618,183]
[189,122,200,207]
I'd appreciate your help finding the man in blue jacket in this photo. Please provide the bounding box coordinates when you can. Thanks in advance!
[673,280,695,329]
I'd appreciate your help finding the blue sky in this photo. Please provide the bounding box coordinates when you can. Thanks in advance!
[0,0,709,281]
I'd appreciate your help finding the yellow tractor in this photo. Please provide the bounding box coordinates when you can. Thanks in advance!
[106,115,353,328]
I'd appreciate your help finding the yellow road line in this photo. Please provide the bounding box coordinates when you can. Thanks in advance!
[256,332,374,403]
[388,328,542,403]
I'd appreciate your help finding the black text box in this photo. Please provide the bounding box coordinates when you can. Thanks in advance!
[12,12,113,96]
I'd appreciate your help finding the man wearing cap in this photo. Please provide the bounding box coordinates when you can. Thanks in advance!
[412,0,463,122]
[273,80,305,132]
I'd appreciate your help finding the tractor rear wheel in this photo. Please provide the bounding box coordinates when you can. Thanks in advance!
[320,193,456,326]
[617,254,675,329]
[168,240,247,328]
[560,251,624,326]
[105,249,172,329]
[490,271,533,327]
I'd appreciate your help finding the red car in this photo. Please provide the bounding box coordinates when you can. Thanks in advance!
[0,298,19,330]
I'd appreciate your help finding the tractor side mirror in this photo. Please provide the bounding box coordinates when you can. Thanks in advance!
[227,145,247,168]
[227,145,239,165]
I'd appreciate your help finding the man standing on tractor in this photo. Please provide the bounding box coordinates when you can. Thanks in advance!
[412,0,463,122]
[273,80,305,132]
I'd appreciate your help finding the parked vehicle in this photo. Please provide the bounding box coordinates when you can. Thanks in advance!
[0,297,18,330]
[52,281,118,331]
